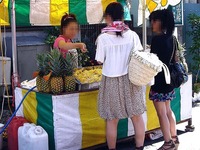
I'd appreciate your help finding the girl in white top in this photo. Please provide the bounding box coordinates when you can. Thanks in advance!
[96,28,143,77]
[95,2,145,150]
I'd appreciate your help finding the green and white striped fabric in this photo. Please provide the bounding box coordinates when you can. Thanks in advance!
[0,0,131,26]
[15,75,192,150]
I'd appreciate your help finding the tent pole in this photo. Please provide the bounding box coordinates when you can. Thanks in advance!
[142,0,147,49]
[11,0,18,85]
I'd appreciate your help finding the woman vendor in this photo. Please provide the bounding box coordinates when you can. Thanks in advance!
[54,13,87,66]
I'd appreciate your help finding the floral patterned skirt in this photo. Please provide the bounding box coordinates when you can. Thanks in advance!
[98,74,146,120]
[149,89,176,102]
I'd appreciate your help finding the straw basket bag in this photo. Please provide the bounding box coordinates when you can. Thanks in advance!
[128,51,163,86]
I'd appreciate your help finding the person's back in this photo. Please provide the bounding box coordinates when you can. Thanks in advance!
[151,34,174,93]
[95,2,146,150]
[96,30,142,77]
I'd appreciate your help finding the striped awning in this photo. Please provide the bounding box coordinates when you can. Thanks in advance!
[0,0,131,26]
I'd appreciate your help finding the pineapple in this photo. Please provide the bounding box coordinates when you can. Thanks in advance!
[62,53,76,92]
[43,75,51,93]
[50,77,64,94]
[35,53,51,93]
[48,49,64,94]
[64,76,76,92]
[36,76,43,92]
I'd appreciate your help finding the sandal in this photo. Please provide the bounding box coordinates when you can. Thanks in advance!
[135,146,144,150]
[158,140,175,150]
[172,136,180,150]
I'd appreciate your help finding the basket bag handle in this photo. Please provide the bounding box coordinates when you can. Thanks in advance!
[162,63,171,84]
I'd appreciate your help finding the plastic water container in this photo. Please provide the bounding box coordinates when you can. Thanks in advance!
[7,116,28,150]
[18,123,49,150]
[0,123,4,150]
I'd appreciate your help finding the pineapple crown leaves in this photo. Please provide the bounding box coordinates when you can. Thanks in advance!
[62,53,76,76]
[48,49,64,77]
[36,53,50,76]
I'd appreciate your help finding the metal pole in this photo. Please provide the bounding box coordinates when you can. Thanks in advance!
[11,0,18,85]
[142,0,147,49]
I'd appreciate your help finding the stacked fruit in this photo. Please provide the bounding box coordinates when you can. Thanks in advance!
[74,67,102,84]
[35,49,76,94]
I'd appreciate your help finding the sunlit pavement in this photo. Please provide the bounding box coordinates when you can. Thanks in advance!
[95,104,200,150]
[144,104,200,150]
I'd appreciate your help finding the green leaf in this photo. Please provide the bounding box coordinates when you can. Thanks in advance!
[187,13,200,76]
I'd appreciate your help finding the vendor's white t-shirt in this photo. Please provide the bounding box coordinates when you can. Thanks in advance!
[95,30,143,77]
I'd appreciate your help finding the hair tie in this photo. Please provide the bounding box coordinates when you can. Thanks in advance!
[64,16,73,21]
[63,15,75,21]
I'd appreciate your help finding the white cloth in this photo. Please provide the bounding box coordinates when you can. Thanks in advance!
[68,49,78,68]
[95,30,143,77]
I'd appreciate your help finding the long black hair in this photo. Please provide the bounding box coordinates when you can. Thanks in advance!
[105,2,124,36]
[60,13,78,34]
[149,9,175,36]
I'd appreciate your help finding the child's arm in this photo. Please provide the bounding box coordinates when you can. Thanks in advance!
[58,40,87,53]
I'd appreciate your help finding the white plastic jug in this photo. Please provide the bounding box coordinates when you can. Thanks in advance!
[18,123,49,150]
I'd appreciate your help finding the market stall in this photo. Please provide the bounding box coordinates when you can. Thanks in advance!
[15,75,192,150]
[1,0,192,150]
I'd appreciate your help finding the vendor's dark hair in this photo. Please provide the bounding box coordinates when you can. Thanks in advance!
[149,9,175,35]
[61,13,78,34]
[105,2,124,36]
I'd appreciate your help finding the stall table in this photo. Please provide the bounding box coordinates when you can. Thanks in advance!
[15,75,192,150]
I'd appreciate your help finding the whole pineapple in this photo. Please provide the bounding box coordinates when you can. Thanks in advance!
[48,49,64,94]
[62,53,76,92]
[35,53,51,93]
[36,75,43,92]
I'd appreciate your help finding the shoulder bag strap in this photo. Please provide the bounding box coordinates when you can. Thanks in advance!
[169,36,176,64]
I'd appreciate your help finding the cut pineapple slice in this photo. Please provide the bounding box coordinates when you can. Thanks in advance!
[74,66,102,84]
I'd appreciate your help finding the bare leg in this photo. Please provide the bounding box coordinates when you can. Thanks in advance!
[165,101,177,137]
[131,115,145,147]
[153,101,171,142]
[106,119,119,149]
